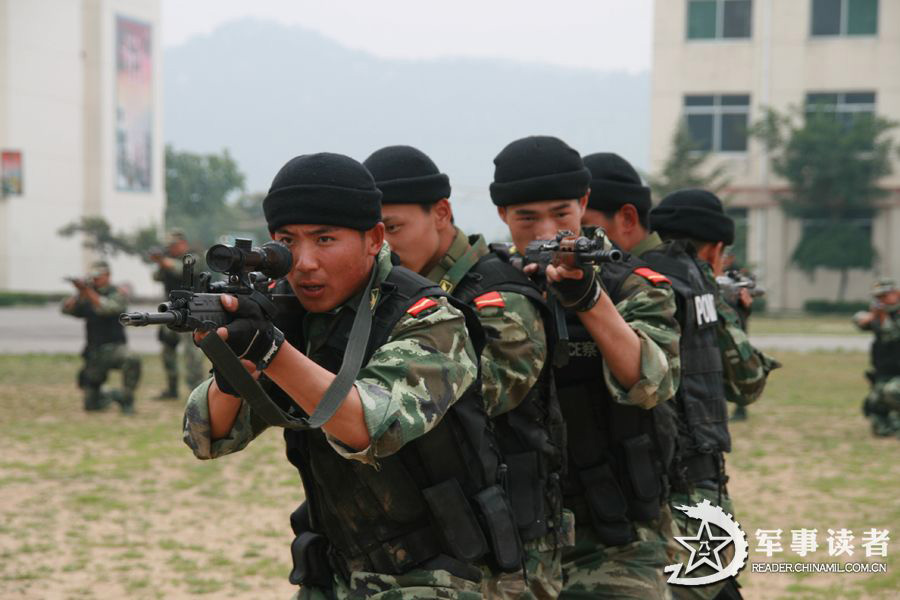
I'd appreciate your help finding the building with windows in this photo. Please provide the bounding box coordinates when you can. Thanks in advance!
[0,0,164,296]
[651,0,899,310]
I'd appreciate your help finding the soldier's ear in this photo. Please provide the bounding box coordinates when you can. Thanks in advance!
[497,206,509,225]
[433,199,453,231]
[365,223,385,256]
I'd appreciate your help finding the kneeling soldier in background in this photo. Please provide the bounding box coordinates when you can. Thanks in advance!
[62,261,141,413]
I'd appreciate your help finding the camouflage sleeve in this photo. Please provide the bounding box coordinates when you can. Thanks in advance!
[93,289,128,316]
[851,311,875,331]
[603,273,681,409]
[182,378,271,459]
[325,296,479,466]
[716,296,781,406]
[476,291,547,417]
[60,297,85,317]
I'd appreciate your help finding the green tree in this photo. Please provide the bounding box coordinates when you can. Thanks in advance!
[753,107,897,300]
[165,145,246,247]
[58,216,160,260]
[647,120,729,200]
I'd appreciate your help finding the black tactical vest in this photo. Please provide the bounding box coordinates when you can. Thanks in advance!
[273,266,522,580]
[871,312,900,377]
[642,241,729,490]
[453,249,567,544]
[554,255,676,547]
[84,287,127,349]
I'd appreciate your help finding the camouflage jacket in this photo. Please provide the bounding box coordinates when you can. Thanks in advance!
[183,243,479,466]
[702,261,780,406]
[589,230,681,410]
[61,284,128,348]
[425,228,547,417]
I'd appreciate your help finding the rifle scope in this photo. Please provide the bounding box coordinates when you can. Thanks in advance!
[206,239,293,279]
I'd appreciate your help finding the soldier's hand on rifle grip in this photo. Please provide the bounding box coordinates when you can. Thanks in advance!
[546,263,603,312]
[738,288,753,310]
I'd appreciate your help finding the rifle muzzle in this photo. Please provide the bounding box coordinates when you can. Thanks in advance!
[119,311,179,327]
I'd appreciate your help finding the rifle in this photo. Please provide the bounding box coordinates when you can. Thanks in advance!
[119,238,295,332]
[522,230,623,272]
[716,268,765,304]
[64,276,88,289]
[517,230,623,367]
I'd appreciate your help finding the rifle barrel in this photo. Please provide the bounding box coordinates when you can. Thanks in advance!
[119,311,179,327]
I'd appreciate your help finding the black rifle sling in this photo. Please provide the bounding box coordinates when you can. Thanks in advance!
[199,267,377,430]
[305,267,377,428]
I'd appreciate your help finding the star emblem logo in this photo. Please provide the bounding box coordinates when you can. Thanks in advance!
[676,519,733,574]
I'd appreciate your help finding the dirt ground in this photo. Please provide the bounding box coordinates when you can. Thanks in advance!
[0,350,897,599]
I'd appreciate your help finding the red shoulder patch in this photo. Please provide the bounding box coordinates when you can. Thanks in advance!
[406,297,439,317]
[473,291,505,310]
[633,267,671,285]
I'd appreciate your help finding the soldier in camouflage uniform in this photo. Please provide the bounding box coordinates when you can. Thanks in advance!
[633,189,778,600]
[365,145,570,599]
[490,138,681,600]
[183,153,523,599]
[149,229,205,398]
[853,278,900,437]
[61,261,141,413]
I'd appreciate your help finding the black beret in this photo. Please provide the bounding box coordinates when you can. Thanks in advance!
[490,136,591,206]
[263,153,382,232]
[582,152,651,215]
[650,188,735,245]
[363,145,451,205]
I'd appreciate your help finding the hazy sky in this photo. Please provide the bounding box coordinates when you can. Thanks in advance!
[162,0,653,73]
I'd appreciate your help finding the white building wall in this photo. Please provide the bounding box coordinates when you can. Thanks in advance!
[0,0,163,296]
[651,0,900,310]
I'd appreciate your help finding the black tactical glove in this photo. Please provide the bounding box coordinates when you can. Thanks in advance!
[550,266,603,312]
[212,295,285,396]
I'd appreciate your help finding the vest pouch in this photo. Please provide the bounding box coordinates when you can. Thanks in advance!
[622,434,662,522]
[505,451,545,537]
[578,463,636,546]
[289,531,334,590]
[422,479,489,563]
[473,484,523,572]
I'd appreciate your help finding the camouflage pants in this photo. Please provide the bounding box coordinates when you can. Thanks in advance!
[159,327,205,394]
[864,375,900,436]
[292,567,483,599]
[481,510,575,599]
[666,488,739,600]
[560,506,674,599]
[79,343,141,412]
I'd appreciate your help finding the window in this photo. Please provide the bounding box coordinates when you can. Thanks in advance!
[811,0,878,36]
[684,94,751,152]
[687,0,752,39]
[805,91,876,128]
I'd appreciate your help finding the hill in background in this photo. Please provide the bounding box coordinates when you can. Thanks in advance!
[164,19,650,239]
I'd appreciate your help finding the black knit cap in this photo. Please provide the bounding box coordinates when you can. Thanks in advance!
[363,145,451,205]
[650,189,735,245]
[263,153,382,232]
[490,136,591,206]
[582,153,651,215]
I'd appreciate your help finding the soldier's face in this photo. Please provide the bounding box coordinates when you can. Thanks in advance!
[272,223,385,313]
[382,201,449,275]
[878,290,900,306]
[497,197,586,252]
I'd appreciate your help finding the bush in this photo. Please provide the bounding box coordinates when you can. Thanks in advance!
[0,291,67,307]
[803,299,869,314]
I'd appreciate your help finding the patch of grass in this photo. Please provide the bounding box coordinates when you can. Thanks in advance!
[2,351,896,599]
[751,314,864,336]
